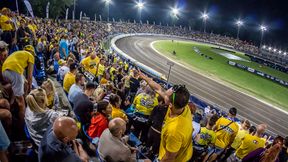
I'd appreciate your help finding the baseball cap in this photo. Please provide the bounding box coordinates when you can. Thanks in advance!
[58,59,66,66]
[0,41,8,49]
[24,45,36,56]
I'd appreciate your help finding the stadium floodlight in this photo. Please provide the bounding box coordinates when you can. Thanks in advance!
[136,1,145,22]
[201,12,209,33]
[284,52,287,55]
[172,8,179,16]
[268,47,272,50]
[235,20,244,39]
[273,48,277,52]
[262,45,266,49]
[136,1,144,9]
[279,50,282,54]
[259,25,267,47]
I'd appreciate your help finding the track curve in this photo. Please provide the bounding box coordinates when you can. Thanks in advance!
[115,35,288,136]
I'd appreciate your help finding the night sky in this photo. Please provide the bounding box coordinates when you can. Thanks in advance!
[1,0,288,49]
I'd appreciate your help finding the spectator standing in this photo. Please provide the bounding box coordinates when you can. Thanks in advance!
[221,119,251,161]
[278,136,288,162]
[146,95,168,157]
[98,118,151,162]
[25,88,60,146]
[139,70,193,162]
[63,63,77,94]
[192,113,203,138]
[193,114,219,162]
[205,107,239,162]
[132,86,158,142]
[228,124,267,161]
[59,35,69,59]
[38,116,89,162]
[0,8,13,49]
[2,45,35,123]
[81,52,99,76]
[73,82,96,126]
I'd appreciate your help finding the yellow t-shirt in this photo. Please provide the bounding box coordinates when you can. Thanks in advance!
[231,129,249,149]
[159,105,193,162]
[133,93,158,116]
[0,15,13,31]
[214,117,239,149]
[235,134,265,159]
[2,51,35,74]
[81,56,99,75]
[109,67,116,81]
[28,24,36,35]
[111,106,128,121]
[97,64,105,76]
[63,72,75,93]
[195,127,216,146]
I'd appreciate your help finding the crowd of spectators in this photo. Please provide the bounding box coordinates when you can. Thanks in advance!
[0,7,287,162]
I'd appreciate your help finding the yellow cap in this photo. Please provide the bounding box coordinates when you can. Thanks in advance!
[58,59,66,66]
[24,45,35,56]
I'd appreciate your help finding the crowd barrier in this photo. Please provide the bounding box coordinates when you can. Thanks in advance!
[228,61,288,88]
[109,33,277,136]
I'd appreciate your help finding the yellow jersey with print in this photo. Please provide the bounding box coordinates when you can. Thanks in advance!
[158,105,193,162]
[111,106,128,121]
[0,15,13,31]
[231,129,249,149]
[195,127,216,146]
[63,72,75,93]
[109,67,116,81]
[81,56,99,75]
[214,117,239,149]
[133,93,158,116]
[97,64,105,76]
[235,134,265,159]
[28,24,36,35]
[2,51,35,75]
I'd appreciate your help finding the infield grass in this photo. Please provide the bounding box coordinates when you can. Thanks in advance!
[153,40,288,111]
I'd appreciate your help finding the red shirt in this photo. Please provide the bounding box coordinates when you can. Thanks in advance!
[87,113,109,138]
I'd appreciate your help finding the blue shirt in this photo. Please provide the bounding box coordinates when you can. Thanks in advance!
[59,39,68,59]
[68,84,83,105]
[38,127,82,162]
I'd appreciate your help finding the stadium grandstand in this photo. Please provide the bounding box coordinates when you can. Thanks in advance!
[0,0,287,162]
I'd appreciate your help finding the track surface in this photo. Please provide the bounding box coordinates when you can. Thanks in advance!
[115,35,288,136]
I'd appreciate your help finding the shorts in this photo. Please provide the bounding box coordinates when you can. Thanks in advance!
[207,145,225,156]
[0,121,10,150]
[2,70,25,97]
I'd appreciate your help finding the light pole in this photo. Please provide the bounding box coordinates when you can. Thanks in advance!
[260,25,267,47]
[236,20,243,39]
[104,0,111,22]
[136,1,144,23]
[201,13,209,33]
[72,0,76,20]
[167,61,175,86]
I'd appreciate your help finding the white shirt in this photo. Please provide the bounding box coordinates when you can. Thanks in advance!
[57,65,69,81]
[192,121,201,139]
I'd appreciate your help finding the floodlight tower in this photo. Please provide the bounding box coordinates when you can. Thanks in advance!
[136,1,144,22]
[201,12,209,33]
[236,20,244,39]
[104,0,112,22]
[260,25,267,47]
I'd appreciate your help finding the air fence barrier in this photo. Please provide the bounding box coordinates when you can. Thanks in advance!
[109,33,277,137]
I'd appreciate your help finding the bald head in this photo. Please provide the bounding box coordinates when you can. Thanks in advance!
[256,124,267,136]
[108,118,126,138]
[53,116,78,143]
